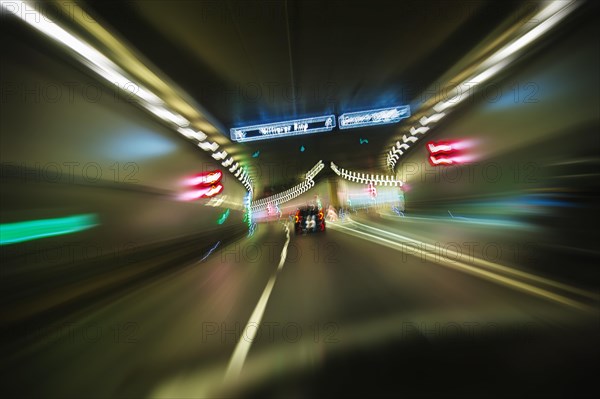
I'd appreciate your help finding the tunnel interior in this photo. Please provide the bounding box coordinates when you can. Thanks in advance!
[1,1,599,398]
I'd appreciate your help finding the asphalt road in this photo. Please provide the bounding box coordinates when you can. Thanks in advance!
[1,220,597,398]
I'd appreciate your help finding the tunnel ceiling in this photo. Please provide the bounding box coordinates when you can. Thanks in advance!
[80,0,522,196]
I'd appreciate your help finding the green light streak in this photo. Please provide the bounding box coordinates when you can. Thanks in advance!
[217,209,230,225]
[0,214,99,245]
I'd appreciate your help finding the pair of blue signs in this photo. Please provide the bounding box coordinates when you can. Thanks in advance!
[230,105,410,142]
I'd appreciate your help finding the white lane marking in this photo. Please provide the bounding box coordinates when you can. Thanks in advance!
[224,223,291,382]
[328,220,595,313]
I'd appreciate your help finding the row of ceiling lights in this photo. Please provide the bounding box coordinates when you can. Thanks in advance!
[5,1,580,201]
[385,1,580,172]
[2,0,254,194]
[251,2,582,205]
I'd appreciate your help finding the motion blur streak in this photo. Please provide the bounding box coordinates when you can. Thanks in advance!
[1,0,598,397]
[217,209,230,225]
[333,218,598,306]
[387,0,581,169]
[0,0,254,188]
[0,214,98,245]
[199,241,221,263]
[0,1,161,105]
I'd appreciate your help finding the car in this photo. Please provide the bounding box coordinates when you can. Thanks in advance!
[294,206,326,235]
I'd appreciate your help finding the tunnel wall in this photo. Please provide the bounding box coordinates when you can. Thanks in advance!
[396,15,598,225]
[0,26,248,324]
[389,16,599,285]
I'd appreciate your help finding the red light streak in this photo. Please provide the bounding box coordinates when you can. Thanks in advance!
[186,170,222,186]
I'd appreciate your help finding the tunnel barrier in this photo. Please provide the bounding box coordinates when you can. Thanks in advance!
[250,160,403,213]
[250,161,324,212]
[330,162,403,187]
